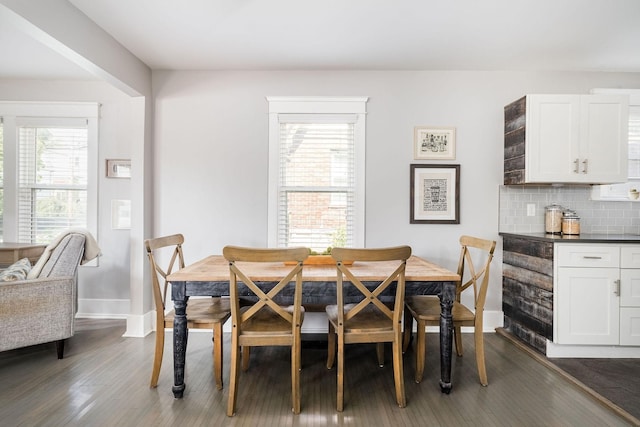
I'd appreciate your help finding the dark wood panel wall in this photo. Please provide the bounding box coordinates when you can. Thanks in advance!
[504,96,527,185]
[502,235,554,354]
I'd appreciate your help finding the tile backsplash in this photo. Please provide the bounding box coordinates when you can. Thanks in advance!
[499,185,640,235]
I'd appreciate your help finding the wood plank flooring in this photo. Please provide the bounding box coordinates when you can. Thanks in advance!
[0,319,635,426]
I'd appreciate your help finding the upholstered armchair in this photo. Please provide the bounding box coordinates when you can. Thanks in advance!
[0,230,100,358]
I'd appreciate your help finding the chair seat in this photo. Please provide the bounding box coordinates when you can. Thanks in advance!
[405,296,475,323]
[240,306,305,335]
[165,298,231,327]
[326,304,393,333]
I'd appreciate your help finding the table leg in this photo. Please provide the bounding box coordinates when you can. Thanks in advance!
[172,285,188,398]
[439,281,455,394]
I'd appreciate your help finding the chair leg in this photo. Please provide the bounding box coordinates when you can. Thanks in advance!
[327,322,336,369]
[454,325,464,357]
[213,323,224,390]
[337,333,345,412]
[414,319,426,383]
[376,343,385,367]
[150,326,164,388]
[226,334,240,417]
[402,309,413,353]
[292,332,301,414]
[242,346,251,371]
[474,325,488,386]
[392,332,406,408]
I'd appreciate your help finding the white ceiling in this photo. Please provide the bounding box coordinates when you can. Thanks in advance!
[2,0,640,80]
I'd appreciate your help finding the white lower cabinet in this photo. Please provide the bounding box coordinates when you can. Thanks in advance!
[555,244,640,346]
[620,249,640,345]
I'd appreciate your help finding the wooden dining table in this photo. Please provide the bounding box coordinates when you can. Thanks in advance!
[167,254,460,398]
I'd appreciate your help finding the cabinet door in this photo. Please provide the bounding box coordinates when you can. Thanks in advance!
[620,269,640,307]
[526,95,579,183]
[579,95,629,183]
[620,308,640,346]
[556,267,620,345]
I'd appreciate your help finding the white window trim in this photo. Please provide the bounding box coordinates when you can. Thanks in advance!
[0,101,99,242]
[266,96,368,247]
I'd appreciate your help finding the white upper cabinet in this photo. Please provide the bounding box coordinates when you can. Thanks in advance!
[504,94,629,184]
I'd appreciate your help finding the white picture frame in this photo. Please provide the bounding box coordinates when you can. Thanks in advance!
[106,159,131,178]
[414,126,456,160]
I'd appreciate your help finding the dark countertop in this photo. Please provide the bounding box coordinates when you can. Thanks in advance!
[499,232,640,244]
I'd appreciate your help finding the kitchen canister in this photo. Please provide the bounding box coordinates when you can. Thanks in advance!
[545,204,563,234]
[562,210,581,235]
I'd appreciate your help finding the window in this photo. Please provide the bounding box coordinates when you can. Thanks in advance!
[0,102,98,244]
[267,97,367,251]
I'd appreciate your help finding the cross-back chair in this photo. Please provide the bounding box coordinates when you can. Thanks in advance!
[223,245,309,417]
[326,246,412,411]
[145,234,231,389]
[403,235,496,385]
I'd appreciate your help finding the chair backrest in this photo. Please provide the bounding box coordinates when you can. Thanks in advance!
[456,235,496,313]
[145,234,186,316]
[222,246,309,335]
[331,246,412,330]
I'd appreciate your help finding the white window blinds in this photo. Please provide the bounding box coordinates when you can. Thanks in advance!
[277,116,355,251]
[17,118,89,243]
[267,97,367,250]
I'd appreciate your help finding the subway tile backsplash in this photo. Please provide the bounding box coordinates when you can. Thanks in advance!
[498,185,640,235]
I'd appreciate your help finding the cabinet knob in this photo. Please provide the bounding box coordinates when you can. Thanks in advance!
[614,279,621,296]
[574,158,580,174]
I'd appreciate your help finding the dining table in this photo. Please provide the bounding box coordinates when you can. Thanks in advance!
[167,254,460,398]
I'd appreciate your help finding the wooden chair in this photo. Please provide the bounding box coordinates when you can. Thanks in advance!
[144,234,231,389]
[223,245,309,417]
[326,246,412,411]
[403,235,496,385]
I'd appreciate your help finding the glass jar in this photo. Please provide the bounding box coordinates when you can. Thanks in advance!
[545,204,563,234]
[562,211,581,235]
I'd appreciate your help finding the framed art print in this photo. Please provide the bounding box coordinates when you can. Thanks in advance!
[414,126,456,160]
[410,164,460,224]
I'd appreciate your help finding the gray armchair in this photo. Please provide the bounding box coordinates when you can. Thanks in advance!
[0,233,89,358]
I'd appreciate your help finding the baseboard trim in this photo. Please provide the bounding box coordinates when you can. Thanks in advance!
[77,298,130,319]
[122,311,154,338]
[546,341,640,358]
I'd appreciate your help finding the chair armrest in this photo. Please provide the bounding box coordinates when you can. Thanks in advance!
[0,276,77,352]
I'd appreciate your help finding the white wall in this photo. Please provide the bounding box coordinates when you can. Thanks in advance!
[152,70,640,328]
[0,78,134,317]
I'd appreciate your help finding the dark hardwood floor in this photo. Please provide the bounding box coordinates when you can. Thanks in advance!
[0,319,635,426]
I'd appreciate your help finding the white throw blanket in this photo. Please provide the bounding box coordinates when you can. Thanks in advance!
[27,229,101,279]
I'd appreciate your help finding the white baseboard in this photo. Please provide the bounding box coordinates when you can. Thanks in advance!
[122,311,155,338]
[546,341,640,358]
[292,310,505,335]
[77,298,129,319]
[79,303,504,338]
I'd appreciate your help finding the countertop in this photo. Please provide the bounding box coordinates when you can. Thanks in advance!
[499,232,640,244]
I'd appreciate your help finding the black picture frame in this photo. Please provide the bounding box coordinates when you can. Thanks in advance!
[410,164,460,224]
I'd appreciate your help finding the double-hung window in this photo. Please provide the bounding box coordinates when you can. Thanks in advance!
[267,97,367,251]
[0,102,98,243]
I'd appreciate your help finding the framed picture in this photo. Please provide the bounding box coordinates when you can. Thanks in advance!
[410,164,460,224]
[414,126,456,160]
[106,159,131,178]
